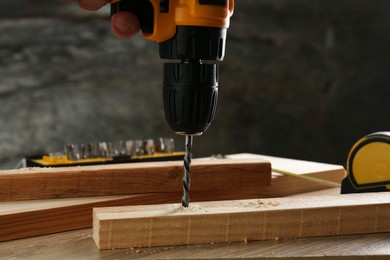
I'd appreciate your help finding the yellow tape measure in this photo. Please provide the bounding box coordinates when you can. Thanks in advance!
[342,131,390,193]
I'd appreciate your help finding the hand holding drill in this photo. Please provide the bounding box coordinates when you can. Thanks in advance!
[60,0,140,39]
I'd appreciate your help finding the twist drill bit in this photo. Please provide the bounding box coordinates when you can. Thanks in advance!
[181,135,194,207]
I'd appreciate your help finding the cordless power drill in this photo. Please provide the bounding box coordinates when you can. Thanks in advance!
[110,0,234,207]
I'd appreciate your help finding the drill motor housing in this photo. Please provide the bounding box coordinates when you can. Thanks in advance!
[111,0,234,135]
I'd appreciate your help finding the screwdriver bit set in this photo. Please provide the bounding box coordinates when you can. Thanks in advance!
[23,137,184,167]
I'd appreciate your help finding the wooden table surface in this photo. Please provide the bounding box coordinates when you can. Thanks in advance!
[1,189,390,259]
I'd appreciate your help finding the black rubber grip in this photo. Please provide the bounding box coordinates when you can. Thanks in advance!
[163,62,219,135]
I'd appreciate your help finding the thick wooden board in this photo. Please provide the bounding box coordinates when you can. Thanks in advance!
[93,193,390,249]
[0,158,271,201]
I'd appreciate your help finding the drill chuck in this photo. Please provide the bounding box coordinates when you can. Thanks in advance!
[161,25,226,135]
[163,61,218,135]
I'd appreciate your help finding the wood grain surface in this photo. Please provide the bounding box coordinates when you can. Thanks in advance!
[0,158,271,201]
[93,193,390,249]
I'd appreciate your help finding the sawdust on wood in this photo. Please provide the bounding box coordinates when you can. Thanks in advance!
[245,199,280,208]
[164,204,205,214]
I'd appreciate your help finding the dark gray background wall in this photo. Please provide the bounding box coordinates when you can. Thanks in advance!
[0,0,389,169]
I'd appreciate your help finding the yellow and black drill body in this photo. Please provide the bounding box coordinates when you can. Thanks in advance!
[111,0,234,135]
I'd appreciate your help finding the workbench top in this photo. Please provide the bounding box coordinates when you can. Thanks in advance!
[1,188,390,259]
[1,228,390,259]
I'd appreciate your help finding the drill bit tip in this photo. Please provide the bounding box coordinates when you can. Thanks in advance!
[181,135,193,208]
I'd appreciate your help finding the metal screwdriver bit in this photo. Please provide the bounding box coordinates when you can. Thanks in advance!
[182,135,194,208]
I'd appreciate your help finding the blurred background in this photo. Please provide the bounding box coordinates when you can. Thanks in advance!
[0,0,389,169]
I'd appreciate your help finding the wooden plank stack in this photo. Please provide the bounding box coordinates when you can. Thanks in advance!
[0,154,348,245]
[0,157,272,241]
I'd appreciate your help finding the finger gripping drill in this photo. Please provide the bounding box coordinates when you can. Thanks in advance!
[111,0,234,136]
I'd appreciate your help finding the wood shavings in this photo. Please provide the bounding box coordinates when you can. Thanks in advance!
[164,204,204,214]
[246,200,280,208]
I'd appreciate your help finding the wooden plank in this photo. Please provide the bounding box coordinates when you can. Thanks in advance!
[0,158,271,201]
[268,169,345,197]
[0,187,264,242]
[93,193,390,249]
[227,154,346,196]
